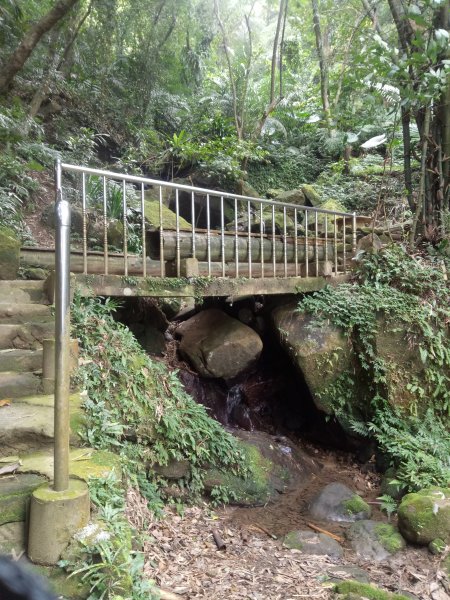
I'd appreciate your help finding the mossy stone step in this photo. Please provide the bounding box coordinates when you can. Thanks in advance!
[0,371,41,399]
[0,473,47,525]
[18,447,120,481]
[0,349,43,373]
[0,303,53,324]
[0,281,48,304]
[0,321,54,350]
[0,393,85,457]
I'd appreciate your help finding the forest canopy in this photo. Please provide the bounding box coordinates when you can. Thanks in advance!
[0,0,448,237]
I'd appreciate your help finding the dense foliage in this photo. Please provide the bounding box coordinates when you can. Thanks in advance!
[71,294,246,506]
[298,246,450,491]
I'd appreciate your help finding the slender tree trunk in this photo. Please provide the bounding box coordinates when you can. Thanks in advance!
[401,106,414,211]
[0,0,81,93]
[311,0,331,129]
[439,2,450,207]
[214,0,242,139]
[270,0,286,104]
[410,106,431,244]
[29,29,61,119]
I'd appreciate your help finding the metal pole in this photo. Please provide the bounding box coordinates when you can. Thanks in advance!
[54,159,71,493]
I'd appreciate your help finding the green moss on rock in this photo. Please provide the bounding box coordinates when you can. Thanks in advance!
[343,495,371,517]
[374,523,405,554]
[0,226,20,280]
[0,474,47,525]
[335,580,411,600]
[144,200,191,230]
[429,538,446,555]
[398,487,450,545]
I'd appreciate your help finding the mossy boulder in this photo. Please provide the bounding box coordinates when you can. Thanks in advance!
[0,226,20,280]
[398,487,450,545]
[309,482,371,523]
[273,188,306,206]
[144,200,191,231]
[346,520,405,561]
[272,304,356,415]
[334,580,411,600]
[301,184,322,207]
[204,430,317,506]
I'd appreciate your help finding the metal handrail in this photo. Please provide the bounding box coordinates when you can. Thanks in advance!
[57,161,358,280]
[60,162,355,217]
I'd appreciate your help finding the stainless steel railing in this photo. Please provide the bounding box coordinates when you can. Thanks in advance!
[56,161,357,279]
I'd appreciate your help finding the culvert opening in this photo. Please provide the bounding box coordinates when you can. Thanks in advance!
[111,295,360,454]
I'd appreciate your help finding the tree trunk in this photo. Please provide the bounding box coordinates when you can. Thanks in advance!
[270,0,286,105]
[401,106,414,211]
[0,0,80,93]
[410,105,431,244]
[311,0,331,129]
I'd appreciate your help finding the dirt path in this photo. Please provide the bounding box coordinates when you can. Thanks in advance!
[126,447,448,600]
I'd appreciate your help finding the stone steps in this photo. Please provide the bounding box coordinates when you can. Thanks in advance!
[0,321,54,350]
[0,303,52,324]
[0,349,43,373]
[0,281,49,305]
[0,371,42,399]
[0,393,85,457]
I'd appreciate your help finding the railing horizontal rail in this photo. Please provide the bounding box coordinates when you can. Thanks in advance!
[60,162,354,217]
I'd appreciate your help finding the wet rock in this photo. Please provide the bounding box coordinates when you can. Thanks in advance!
[325,565,370,584]
[203,430,318,507]
[346,520,405,561]
[283,529,343,559]
[309,482,371,523]
[272,304,356,415]
[0,227,20,280]
[398,487,450,545]
[177,309,263,379]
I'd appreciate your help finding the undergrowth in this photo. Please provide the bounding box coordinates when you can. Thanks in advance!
[71,295,246,506]
[298,245,450,492]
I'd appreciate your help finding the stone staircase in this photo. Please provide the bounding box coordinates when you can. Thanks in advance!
[0,280,116,572]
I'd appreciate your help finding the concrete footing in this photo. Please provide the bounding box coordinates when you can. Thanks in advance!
[28,479,90,565]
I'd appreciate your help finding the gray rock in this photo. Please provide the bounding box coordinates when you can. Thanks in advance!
[274,189,306,205]
[346,520,405,562]
[152,459,190,480]
[283,530,343,559]
[0,521,26,555]
[177,309,263,379]
[325,565,370,584]
[309,482,371,523]
[0,474,47,525]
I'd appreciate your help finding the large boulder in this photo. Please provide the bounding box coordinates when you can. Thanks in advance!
[309,482,371,523]
[272,303,355,414]
[274,188,306,205]
[203,430,318,506]
[0,227,20,280]
[398,487,450,545]
[374,314,428,412]
[177,309,263,379]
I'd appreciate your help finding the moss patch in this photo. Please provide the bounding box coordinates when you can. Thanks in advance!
[0,474,47,525]
[204,441,276,506]
[343,495,371,517]
[144,200,191,230]
[32,565,89,600]
[335,580,410,600]
[374,523,405,554]
[0,226,20,280]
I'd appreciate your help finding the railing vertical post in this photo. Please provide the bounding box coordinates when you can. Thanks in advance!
[352,212,357,257]
[54,159,71,492]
